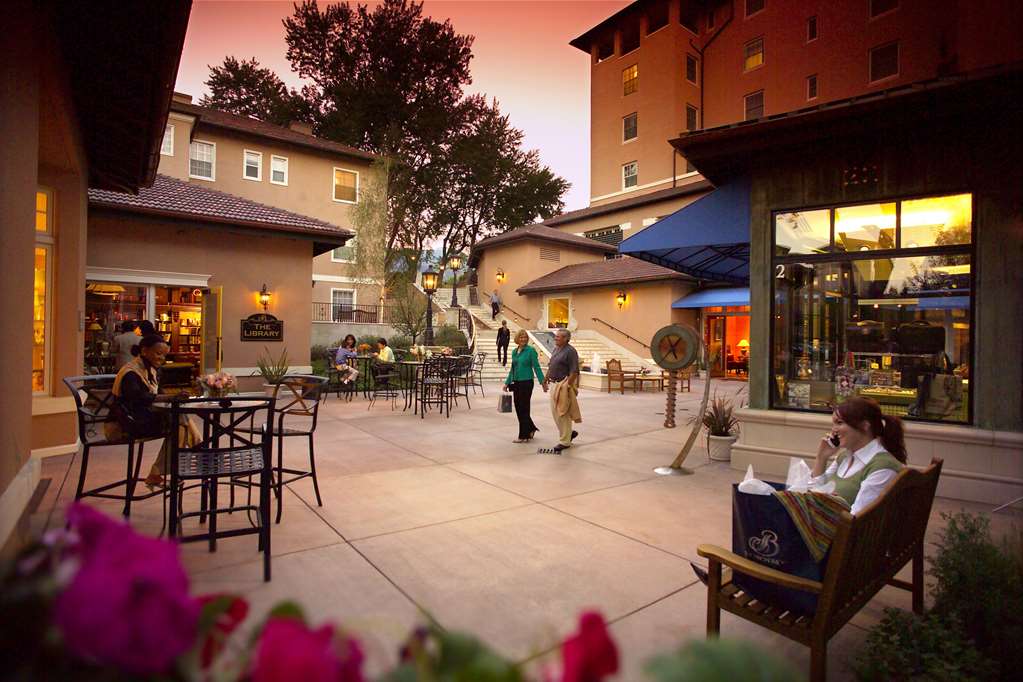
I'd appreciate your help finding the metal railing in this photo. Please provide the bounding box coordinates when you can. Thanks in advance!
[591,317,650,350]
[457,307,477,353]
[312,302,396,324]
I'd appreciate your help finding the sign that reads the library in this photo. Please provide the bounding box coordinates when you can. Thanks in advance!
[241,313,284,342]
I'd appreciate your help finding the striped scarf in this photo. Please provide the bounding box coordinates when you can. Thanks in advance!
[772,490,851,562]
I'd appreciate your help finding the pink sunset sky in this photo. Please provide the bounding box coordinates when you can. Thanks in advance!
[175,0,633,212]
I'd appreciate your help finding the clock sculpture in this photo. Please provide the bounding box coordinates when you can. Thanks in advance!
[649,324,712,476]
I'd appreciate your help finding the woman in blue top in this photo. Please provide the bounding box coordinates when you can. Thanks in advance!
[334,334,359,384]
[503,329,545,442]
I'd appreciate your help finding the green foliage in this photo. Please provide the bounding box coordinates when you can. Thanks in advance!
[200,56,311,126]
[389,283,428,343]
[928,512,1023,677]
[380,624,523,682]
[256,346,290,384]
[646,639,803,682]
[389,335,412,351]
[357,335,382,350]
[433,324,467,348]
[851,609,997,681]
[702,394,739,436]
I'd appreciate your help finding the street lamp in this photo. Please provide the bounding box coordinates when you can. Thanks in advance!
[421,270,439,345]
[446,254,463,307]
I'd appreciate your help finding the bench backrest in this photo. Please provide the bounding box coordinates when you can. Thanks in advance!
[816,457,943,631]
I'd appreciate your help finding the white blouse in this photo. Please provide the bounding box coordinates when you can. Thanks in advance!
[810,438,899,515]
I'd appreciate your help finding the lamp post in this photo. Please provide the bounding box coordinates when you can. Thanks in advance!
[446,255,463,307]
[421,270,439,346]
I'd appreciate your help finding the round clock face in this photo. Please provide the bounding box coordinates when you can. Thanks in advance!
[650,324,700,370]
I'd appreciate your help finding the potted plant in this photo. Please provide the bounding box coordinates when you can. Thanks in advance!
[702,394,739,462]
[256,346,289,395]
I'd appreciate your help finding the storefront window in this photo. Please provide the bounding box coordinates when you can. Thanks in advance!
[85,282,148,374]
[33,190,53,393]
[772,193,972,423]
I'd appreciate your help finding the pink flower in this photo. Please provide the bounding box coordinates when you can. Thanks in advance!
[253,618,364,682]
[560,611,619,682]
[54,503,200,675]
[196,594,249,669]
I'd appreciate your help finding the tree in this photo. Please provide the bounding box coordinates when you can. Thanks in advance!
[200,57,311,126]
[388,282,428,343]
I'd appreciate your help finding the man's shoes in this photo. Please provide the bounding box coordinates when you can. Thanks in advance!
[571,430,578,441]
[691,563,709,585]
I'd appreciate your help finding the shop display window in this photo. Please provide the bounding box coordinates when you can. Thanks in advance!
[771,193,973,423]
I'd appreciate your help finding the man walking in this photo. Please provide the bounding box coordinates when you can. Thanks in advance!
[542,328,581,454]
[496,320,511,366]
[490,290,501,320]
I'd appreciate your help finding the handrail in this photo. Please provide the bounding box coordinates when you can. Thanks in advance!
[591,317,650,350]
[458,307,477,354]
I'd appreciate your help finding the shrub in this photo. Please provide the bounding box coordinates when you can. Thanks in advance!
[433,324,467,348]
[647,639,803,682]
[701,394,739,436]
[851,609,997,681]
[389,335,412,350]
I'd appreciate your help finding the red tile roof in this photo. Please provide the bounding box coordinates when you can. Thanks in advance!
[468,223,617,267]
[89,174,352,243]
[172,101,377,162]
[517,256,689,294]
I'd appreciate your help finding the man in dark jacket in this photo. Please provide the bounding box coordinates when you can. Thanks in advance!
[496,320,511,366]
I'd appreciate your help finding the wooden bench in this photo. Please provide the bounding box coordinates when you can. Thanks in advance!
[697,457,943,682]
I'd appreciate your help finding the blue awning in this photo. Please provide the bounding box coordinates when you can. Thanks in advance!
[672,287,750,309]
[619,177,750,284]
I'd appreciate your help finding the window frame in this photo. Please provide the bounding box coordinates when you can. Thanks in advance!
[332,167,360,204]
[745,0,765,19]
[869,0,899,20]
[243,149,263,182]
[769,191,976,424]
[869,41,900,84]
[622,161,638,190]
[189,139,216,181]
[622,112,638,143]
[685,54,699,85]
[270,155,289,186]
[623,64,639,96]
[806,15,818,42]
[330,287,357,322]
[34,187,55,395]
[685,104,699,131]
[160,124,174,157]
[807,74,819,101]
[331,236,356,263]
[744,90,765,120]
[743,36,765,72]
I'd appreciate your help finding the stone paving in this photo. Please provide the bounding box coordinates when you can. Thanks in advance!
[31,379,1017,680]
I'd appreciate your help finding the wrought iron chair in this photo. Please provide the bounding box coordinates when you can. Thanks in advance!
[469,352,487,395]
[417,357,450,418]
[63,374,161,518]
[268,375,328,522]
[167,396,275,581]
[368,361,400,410]
[448,355,474,409]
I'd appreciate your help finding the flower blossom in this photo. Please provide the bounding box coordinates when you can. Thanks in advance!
[560,611,619,682]
[252,618,364,682]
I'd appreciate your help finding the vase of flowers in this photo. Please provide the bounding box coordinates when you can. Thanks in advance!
[357,343,372,356]
[199,371,237,398]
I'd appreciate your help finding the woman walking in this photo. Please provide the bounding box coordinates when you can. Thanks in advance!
[503,330,545,443]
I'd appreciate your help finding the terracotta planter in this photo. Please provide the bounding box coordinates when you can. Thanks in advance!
[707,434,738,462]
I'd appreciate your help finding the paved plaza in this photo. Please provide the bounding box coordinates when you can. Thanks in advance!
[30,380,1014,680]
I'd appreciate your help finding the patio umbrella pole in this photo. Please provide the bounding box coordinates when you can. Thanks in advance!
[654,344,710,476]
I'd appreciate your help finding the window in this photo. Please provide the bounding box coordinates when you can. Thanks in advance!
[585,226,623,246]
[807,74,818,100]
[771,193,973,424]
[744,90,764,120]
[270,155,289,185]
[623,64,639,95]
[870,42,899,82]
[623,112,638,142]
[746,0,765,17]
[870,0,898,18]
[707,9,716,30]
[243,150,262,181]
[685,54,699,84]
[596,35,614,62]
[33,189,53,393]
[160,125,174,156]
[807,16,818,42]
[647,1,668,33]
[331,289,356,322]
[744,37,765,71]
[685,104,699,131]
[189,140,215,180]
[679,0,699,33]
[332,237,356,263]
[621,19,640,54]
[622,161,638,189]
[333,168,359,203]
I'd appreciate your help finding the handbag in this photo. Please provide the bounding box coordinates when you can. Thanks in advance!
[497,393,513,413]
[845,320,885,353]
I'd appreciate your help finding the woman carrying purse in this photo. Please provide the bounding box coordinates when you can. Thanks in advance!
[503,330,545,443]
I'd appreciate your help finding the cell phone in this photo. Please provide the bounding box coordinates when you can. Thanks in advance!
[827,434,841,447]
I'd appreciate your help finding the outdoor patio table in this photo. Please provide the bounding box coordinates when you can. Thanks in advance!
[352,356,375,399]
[397,360,423,411]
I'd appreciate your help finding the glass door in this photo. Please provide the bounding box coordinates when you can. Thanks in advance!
[705,315,726,377]
[547,297,570,328]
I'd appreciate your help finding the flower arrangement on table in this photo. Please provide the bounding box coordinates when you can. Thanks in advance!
[357,343,372,355]
[439,346,453,356]
[199,371,237,398]
[1,502,803,682]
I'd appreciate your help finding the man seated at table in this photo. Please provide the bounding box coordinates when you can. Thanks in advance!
[374,337,395,364]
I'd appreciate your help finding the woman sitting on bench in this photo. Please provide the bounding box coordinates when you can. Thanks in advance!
[813,396,906,515]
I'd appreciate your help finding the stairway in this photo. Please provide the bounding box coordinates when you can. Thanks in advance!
[530,330,652,372]
[473,329,548,383]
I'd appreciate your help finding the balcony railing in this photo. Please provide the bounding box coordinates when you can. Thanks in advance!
[312,302,395,324]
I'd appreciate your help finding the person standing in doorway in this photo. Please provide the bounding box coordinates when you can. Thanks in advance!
[503,330,544,443]
[490,290,501,320]
[112,320,140,369]
[496,320,511,366]
[542,328,581,453]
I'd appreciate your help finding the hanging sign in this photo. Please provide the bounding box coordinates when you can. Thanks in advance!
[241,313,283,342]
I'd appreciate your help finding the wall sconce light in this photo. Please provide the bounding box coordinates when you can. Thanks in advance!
[616,290,627,309]
[259,283,271,311]
[496,268,506,283]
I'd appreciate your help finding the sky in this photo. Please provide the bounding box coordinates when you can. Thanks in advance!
[175,0,633,212]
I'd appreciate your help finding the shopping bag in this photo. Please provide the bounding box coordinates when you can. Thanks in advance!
[497,393,513,413]
[731,482,827,615]
[924,373,963,417]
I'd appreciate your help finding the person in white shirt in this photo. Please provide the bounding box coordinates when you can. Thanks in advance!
[111,320,140,369]
[812,396,906,515]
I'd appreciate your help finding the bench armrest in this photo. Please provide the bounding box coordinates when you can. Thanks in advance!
[697,544,823,594]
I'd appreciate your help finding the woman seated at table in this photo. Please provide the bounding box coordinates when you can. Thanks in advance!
[812,396,907,515]
[334,334,360,384]
[105,334,199,489]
